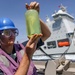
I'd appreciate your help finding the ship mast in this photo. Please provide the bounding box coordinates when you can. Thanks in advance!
[59,4,67,12]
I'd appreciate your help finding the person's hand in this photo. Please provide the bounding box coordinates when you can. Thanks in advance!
[25,1,40,13]
[25,34,42,59]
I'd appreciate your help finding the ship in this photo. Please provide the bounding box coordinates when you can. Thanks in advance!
[32,4,75,75]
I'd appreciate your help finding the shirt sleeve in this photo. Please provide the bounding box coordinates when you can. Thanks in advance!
[21,39,44,48]
[36,39,44,48]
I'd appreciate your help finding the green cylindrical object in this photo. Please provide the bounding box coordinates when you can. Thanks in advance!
[25,9,41,38]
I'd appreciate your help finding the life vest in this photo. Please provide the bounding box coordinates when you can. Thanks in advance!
[0,44,37,75]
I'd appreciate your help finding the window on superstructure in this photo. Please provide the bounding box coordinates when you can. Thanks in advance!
[47,41,56,49]
[52,19,62,31]
[66,33,74,38]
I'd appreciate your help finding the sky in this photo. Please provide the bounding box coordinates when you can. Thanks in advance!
[0,0,75,43]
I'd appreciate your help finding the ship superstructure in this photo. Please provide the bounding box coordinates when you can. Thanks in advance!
[33,5,75,75]
[33,4,75,60]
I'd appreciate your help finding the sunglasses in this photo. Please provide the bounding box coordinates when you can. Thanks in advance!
[0,29,19,37]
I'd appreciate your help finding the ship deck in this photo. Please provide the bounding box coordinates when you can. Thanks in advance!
[33,55,75,75]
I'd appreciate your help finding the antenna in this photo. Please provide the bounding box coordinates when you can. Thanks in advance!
[59,4,67,12]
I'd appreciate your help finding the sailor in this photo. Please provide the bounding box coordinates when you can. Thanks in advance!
[0,1,51,75]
